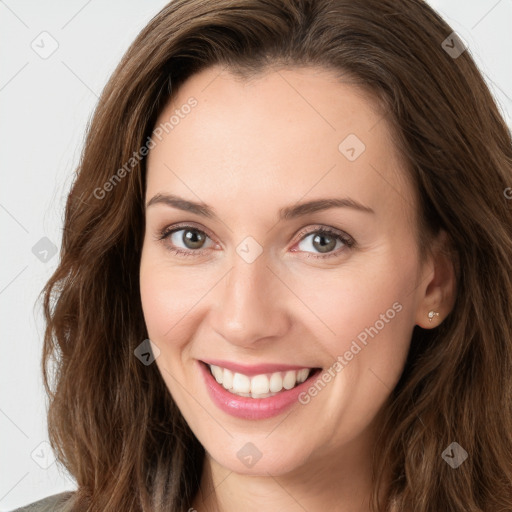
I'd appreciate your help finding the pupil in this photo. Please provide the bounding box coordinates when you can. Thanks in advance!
[313,233,336,253]
[184,230,205,249]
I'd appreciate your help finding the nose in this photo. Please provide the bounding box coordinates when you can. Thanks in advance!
[209,252,291,348]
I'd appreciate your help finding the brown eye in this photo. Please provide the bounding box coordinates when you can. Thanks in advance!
[181,229,207,249]
[310,233,338,253]
[295,227,354,258]
[160,226,215,255]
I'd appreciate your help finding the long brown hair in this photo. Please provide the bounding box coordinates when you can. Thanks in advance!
[42,0,512,510]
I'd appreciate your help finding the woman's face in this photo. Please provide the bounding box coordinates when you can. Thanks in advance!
[140,65,432,476]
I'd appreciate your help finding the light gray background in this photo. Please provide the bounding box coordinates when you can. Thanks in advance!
[1,0,511,509]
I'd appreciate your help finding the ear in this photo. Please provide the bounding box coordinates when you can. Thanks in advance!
[414,230,457,328]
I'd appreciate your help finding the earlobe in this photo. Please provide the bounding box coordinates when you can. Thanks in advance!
[427,310,440,323]
[416,308,443,329]
[414,230,457,329]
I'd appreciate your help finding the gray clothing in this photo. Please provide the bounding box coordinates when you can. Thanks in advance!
[11,492,75,512]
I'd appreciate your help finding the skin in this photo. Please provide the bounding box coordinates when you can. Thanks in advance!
[139,65,455,512]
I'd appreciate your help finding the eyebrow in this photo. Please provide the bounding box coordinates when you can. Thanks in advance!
[145,193,375,220]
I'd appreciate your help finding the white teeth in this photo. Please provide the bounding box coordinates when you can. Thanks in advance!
[251,391,277,399]
[223,368,234,389]
[283,371,297,390]
[232,372,251,393]
[211,365,223,384]
[269,372,283,392]
[251,374,270,394]
[296,368,309,383]
[209,365,313,398]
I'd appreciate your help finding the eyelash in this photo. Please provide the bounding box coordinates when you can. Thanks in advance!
[156,224,356,259]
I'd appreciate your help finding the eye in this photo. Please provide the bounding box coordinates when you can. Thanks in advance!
[158,225,216,256]
[157,224,355,259]
[293,227,355,258]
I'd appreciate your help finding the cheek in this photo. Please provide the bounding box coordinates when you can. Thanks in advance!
[294,253,417,367]
[139,264,177,341]
[139,249,210,342]
[139,253,205,396]
[293,262,416,441]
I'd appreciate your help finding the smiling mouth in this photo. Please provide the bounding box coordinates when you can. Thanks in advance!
[204,363,321,399]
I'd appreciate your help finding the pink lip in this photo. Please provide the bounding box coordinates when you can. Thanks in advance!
[199,361,321,420]
[202,359,311,377]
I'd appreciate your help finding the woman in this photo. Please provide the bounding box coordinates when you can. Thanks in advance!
[14,0,512,510]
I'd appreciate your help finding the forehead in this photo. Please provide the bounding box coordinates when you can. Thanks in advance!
[146,65,415,223]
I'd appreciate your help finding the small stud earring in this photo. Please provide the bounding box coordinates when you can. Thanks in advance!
[428,310,440,323]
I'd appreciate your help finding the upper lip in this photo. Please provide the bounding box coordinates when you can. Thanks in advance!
[201,359,317,377]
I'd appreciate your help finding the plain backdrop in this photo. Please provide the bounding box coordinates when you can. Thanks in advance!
[1,0,511,509]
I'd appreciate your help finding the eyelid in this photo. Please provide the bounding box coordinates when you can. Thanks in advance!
[157,221,218,245]
[293,225,355,246]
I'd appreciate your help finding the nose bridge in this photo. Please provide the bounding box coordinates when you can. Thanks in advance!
[210,249,289,347]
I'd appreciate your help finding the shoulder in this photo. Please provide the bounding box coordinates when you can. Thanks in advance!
[10,491,75,512]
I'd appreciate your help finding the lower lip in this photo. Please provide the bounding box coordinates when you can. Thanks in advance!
[199,361,320,420]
